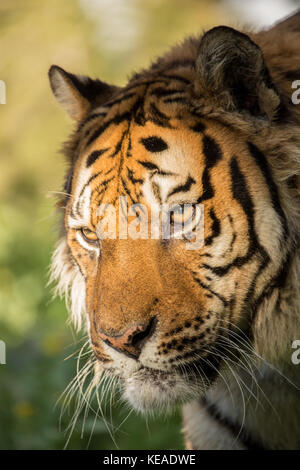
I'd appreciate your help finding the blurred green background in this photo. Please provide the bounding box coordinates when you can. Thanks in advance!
[0,0,293,450]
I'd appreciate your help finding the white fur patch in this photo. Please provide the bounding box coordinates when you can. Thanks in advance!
[123,368,200,414]
[49,238,87,331]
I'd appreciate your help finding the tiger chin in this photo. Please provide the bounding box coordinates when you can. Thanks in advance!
[49,11,300,450]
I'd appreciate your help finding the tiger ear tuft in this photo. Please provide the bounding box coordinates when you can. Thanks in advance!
[48,65,116,120]
[195,26,280,119]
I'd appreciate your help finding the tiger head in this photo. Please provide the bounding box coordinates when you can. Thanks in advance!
[49,26,295,413]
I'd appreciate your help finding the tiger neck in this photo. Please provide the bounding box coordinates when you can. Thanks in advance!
[183,247,300,450]
[253,244,300,368]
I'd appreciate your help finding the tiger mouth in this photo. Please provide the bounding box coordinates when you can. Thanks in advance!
[130,358,219,383]
[102,341,223,385]
[122,366,198,411]
[118,354,221,412]
[99,336,225,411]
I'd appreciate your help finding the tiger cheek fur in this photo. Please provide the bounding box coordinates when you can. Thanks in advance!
[49,14,300,449]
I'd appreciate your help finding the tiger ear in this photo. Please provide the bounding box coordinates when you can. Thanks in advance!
[48,65,117,120]
[195,26,280,119]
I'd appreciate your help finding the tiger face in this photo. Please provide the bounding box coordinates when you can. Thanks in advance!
[49,26,290,413]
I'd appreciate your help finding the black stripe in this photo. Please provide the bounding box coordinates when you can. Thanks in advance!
[250,252,291,322]
[93,187,106,207]
[192,274,228,307]
[161,74,191,84]
[128,74,190,88]
[201,397,267,450]
[86,121,111,147]
[89,175,116,204]
[127,167,144,185]
[205,208,220,246]
[97,175,115,189]
[76,170,103,216]
[86,112,131,147]
[137,160,174,176]
[151,182,162,203]
[70,253,86,280]
[163,97,187,104]
[167,175,196,198]
[121,177,137,204]
[109,131,127,158]
[77,111,107,132]
[138,160,160,171]
[150,87,185,98]
[242,254,270,308]
[140,136,168,153]
[132,95,147,126]
[229,155,279,314]
[64,168,73,197]
[247,142,288,240]
[230,156,255,218]
[212,157,257,276]
[283,69,300,81]
[86,148,109,167]
[198,136,222,202]
[149,103,173,128]
[227,214,237,251]
[126,77,167,91]
[127,132,132,157]
[200,157,263,277]
[104,165,116,176]
[101,91,136,108]
[190,122,206,133]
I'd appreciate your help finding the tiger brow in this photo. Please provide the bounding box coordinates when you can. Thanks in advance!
[137,160,175,176]
[140,136,168,152]
[86,148,110,167]
[167,175,196,199]
[68,212,87,229]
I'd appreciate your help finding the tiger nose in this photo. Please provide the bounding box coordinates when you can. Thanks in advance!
[98,317,157,359]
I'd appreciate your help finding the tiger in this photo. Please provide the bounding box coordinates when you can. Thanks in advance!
[49,11,300,450]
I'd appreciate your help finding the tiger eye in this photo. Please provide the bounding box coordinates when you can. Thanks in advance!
[80,228,98,244]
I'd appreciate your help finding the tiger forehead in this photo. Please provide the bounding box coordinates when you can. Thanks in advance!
[67,126,204,227]
[68,111,245,229]
[74,75,217,177]
[77,125,204,205]
[76,80,187,147]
